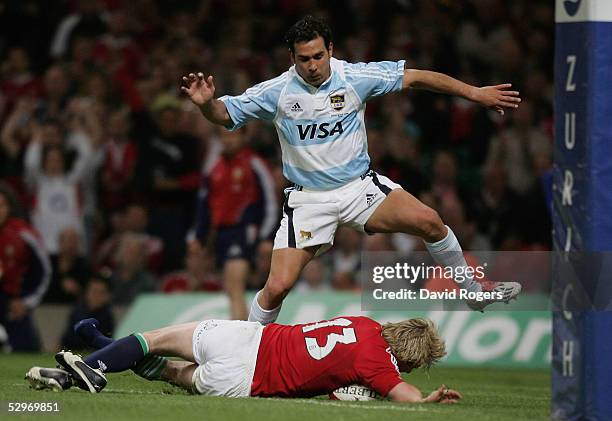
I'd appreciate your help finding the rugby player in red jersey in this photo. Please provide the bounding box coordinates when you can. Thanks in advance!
[26,316,460,404]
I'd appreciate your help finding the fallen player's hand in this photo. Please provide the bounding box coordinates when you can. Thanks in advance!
[473,83,521,115]
[181,72,216,106]
[423,384,463,404]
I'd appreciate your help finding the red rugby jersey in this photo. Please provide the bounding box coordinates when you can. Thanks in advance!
[251,316,403,398]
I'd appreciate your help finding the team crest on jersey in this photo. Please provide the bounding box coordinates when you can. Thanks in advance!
[330,94,345,111]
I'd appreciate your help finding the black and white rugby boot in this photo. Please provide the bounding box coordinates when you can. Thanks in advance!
[25,367,73,391]
[55,350,107,393]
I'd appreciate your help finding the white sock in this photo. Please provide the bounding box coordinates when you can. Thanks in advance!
[248,290,282,325]
[425,226,482,293]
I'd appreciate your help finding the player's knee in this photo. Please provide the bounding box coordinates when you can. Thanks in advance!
[416,207,445,242]
[263,277,293,303]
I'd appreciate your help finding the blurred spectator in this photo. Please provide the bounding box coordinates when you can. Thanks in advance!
[92,9,144,79]
[61,270,114,350]
[331,228,363,290]
[456,0,513,72]
[249,241,273,291]
[380,126,428,198]
[50,1,108,59]
[96,204,164,274]
[0,185,51,352]
[295,260,330,292]
[1,97,39,202]
[0,47,42,116]
[24,118,93,254]
[485,100,551,195]
[424,149,471,210]
[95,209,127,270]
[140,96,201,270]
[99,106,138,213]
[472,164,522,248]
[161,243,221,293]
[439,198,492,252]
[193,128,278,319]
[110,233,156,306]
[36,65,71,122]
[123,204,164,273]
[45,227,91,304]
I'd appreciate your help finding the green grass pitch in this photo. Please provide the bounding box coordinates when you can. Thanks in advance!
[0,354,550,421]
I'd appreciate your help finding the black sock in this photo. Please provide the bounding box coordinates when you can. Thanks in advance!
[91,334,113,349]
[84,333,148,372]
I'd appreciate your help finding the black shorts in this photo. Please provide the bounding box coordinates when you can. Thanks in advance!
[215,224,257,267]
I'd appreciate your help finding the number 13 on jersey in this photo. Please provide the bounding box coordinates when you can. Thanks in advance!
[302,318,357,360]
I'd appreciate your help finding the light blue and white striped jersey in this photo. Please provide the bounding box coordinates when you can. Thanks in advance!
[219,57,405,190]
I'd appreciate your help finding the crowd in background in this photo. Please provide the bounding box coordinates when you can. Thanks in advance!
[0,0,553,349]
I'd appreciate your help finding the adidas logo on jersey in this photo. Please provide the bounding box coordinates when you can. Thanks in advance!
[291,102,303,112]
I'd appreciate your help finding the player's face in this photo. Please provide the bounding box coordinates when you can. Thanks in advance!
[220,130,244,155]
[43,149,65,176]
[291,36,333,87]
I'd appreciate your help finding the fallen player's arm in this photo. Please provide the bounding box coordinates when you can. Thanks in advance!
[387,382,462,404]
[402,68,521,115]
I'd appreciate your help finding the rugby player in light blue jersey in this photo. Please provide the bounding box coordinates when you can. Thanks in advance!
[181,16,522,319]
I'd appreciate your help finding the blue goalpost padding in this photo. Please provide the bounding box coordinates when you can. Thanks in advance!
[553,1,612,419]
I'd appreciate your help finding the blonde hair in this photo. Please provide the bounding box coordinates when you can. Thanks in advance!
[381,318,446,370]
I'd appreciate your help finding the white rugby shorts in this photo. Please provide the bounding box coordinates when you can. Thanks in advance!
[273,170,401,255]
[191,319,264,397]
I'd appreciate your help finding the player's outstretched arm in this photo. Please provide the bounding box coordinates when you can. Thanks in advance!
[387,382,462,404]
[402,69,521,115]
[181,72,232,127]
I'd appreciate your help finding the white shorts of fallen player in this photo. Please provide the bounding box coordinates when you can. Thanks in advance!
[274,170,401,256]
[191,319,264,397]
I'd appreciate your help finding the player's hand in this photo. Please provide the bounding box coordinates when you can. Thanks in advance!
[181,72,215,107]
[473,83,521,116]
[423,384,463,404]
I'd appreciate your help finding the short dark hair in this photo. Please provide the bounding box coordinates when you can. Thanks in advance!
[285,15,332,53]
